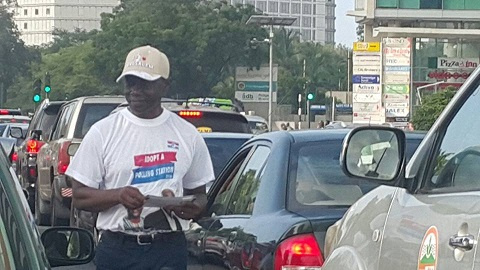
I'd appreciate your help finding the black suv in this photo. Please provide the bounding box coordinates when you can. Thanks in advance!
[16,99,65,210]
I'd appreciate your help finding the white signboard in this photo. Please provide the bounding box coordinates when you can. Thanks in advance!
[353,66,381,75]
[353,84,382,94]
[383,38,411,48]
[384,93,409,102]
[235,91,277,103]
[386,107,409,117]
[384,72,410,84]
[384,57,410,66]
[385,102,409,109]
[437,57,479,69]
[353,102,381,113]
[235,66,278,82]
[353,93,382,103]
[353,54,382,66]
[353,112,384,124]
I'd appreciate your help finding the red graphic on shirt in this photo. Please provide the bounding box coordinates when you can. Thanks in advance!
[134,152,177,167]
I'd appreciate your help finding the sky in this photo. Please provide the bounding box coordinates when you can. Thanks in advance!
[335,0,357,47]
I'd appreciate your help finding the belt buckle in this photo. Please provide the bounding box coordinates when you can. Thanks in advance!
[137,234,154,245]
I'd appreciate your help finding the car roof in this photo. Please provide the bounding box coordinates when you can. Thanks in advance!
[244,115,267,122]
[253,128,426,144]
[66,95,126,104]
[0,115,31,119]
[200,132,254,139]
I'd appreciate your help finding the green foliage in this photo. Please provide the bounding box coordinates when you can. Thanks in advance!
[91,0,265,98]
[412,89,456,131]
[0,5,38,105]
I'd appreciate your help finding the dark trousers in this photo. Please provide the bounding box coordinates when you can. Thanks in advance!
[95,231,187,270]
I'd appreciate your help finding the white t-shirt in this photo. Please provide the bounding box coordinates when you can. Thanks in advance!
[66,108,214,234]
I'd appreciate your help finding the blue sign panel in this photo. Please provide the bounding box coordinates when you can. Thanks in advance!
[352,75,380,84]
[384,66,411,72]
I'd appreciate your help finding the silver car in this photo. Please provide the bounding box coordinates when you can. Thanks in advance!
[322,66,480,270]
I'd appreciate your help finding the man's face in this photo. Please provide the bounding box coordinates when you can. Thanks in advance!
[124,75,168,115]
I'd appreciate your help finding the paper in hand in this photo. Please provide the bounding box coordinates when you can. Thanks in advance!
[144,195,196,207]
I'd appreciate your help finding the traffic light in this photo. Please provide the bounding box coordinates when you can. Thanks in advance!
[44,73,51,93]
[33,79,42,103]
[307,93,314,100]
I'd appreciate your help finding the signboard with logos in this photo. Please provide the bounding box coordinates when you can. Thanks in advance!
[353,84,382,94]
[382,37,412,124]
[235,66,278,103]
[234,91,277,103]
[352,42,383,124]
[435,57,479,69]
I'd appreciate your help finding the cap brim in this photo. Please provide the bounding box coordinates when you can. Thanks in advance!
[116,71,163,83]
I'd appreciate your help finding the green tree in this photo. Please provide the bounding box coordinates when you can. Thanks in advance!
[91,0,266,98]
[412,88,456,131]
[0,3,37,106]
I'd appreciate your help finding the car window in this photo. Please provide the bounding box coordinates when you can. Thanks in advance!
[73,103,119,139]
[0,125,7,137]
[175,111,251,133]
[209,149,252,216]
[37,104,63,140]
[226,146,270,215]
[425,82,480,191]
[203,137,249,177]
[51,103,75,140]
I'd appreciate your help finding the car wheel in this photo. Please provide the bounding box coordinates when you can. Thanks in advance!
[34,187,50,226]
[51,183,68,226]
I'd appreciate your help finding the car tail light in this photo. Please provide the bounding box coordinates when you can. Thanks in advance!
[57,141,71,175]
[274,234,324,270]
[179,110,203,118]
[0,109,9,115]
[11,152,18,163]
[27,139,45,154]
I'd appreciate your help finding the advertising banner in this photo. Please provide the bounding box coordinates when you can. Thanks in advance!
[353,66,381,75]
[384,93,409,102]
[353,102,381,113]
[352,75,381,84]
[353,42,381,52]
[383,38,411,48]
[386,107,409,117]
[353,111,384,124]
[437,57,479,69]
[383,72,410,84]
[353,93,381,103]
[234,91,277,103]
[353,54,382,66]
[384,57,411,66]
[384,85,409,95]
[353,84,382,93]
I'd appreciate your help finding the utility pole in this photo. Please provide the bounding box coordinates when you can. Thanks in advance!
[297,94,302,130]
[347,51,351,105]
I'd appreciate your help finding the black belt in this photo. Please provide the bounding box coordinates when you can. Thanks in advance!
[101,230,183,245]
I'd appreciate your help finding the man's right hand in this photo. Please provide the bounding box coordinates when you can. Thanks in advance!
[118,186,146,209]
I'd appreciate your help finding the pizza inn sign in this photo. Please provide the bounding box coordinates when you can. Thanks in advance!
[437,58,479,69]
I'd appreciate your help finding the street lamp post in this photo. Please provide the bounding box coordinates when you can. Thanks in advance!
[247,15,296,131]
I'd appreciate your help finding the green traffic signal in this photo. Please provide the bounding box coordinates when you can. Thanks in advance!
[44,73,51,93]
[307,93,314,100]
[33,94,41,103]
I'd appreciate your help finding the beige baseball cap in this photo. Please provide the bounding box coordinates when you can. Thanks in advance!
[116,45,170,82]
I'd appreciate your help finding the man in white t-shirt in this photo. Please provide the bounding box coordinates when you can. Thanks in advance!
[66,45,214,270]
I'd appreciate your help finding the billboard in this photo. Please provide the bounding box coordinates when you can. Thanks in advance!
[235,66,278,102]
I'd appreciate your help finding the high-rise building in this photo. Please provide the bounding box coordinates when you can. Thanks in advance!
[230,0,336,44]
[7,0,119,46]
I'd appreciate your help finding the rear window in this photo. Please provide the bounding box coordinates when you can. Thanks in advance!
[288,138,424,211]
[37,104,63,134]
[176,111,251,133]
[74,103,119,139]
[203,137,249,177]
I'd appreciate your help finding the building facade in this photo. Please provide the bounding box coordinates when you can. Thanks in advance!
[349,0,480,123]
[9,0,119,46]
[231,0,336,44]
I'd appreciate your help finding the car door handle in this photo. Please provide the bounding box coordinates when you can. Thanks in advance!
[449,234,476,251]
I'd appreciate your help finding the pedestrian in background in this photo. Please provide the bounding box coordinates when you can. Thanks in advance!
[66,45,214,270]
[317,120,325,129]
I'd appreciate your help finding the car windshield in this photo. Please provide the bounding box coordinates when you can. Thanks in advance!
[203,137,249,177]
[289,137,423,209]
[74,103,120,139]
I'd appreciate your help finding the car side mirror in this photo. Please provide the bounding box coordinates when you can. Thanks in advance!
[340,126,406,181]
[41,227,95,267]
[32,129,42,140]
[9,127,24,139]
[67,143,81,156]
